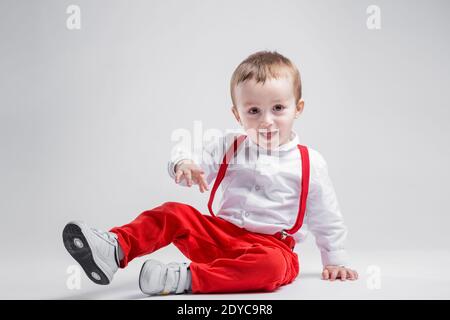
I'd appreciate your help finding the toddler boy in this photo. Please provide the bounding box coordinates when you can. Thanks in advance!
[63,51,358,296]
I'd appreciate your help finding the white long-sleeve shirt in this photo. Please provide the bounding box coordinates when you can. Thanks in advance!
[168,129,349,267]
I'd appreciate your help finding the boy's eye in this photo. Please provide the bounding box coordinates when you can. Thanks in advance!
[273,104,286,112]
[248,107,259,114]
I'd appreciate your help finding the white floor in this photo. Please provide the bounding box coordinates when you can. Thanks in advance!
[2,245,450,300]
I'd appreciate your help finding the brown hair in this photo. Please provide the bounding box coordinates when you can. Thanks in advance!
[230,51,302,106]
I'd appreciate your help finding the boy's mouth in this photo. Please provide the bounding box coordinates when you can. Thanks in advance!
[258,129,279,140]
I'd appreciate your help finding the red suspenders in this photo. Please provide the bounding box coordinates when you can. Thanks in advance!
[207,134,248,217]
[207,135,310,245]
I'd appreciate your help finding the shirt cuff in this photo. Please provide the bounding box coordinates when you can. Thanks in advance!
[320,249,349,267]
[167,157,191,180]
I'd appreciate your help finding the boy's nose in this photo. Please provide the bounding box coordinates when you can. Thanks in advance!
[259,116,274,129]
[259,123,273,131]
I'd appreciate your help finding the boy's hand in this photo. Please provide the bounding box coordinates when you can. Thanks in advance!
[175,160,210,193]
[322,265,358,281]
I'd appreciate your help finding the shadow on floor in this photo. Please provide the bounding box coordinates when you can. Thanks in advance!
[59,272,322,299]
[59,280,144,300]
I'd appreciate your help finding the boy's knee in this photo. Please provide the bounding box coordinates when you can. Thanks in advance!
[161,201,183,208]
[160,202,197,219]
[160,201,188,213]
[258,248,288,284]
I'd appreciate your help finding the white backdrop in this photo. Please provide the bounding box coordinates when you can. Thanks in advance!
[1,0,449,298]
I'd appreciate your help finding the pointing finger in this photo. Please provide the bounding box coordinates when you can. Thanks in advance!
[184,170,193,187]
[175,170,183,184]
[200,174,209,191]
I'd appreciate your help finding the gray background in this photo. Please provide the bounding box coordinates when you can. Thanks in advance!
[1,0,449,299]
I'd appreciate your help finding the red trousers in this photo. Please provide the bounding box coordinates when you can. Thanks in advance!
[110,202,300,293]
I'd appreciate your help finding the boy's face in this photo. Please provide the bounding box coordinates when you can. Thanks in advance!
[232,76,304,150]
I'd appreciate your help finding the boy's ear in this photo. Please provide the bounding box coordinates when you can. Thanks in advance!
[231,106,242,124]
[295,100,305,118]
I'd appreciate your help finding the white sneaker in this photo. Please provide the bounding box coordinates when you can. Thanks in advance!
[62,221,120,285]
[139,259,191,295]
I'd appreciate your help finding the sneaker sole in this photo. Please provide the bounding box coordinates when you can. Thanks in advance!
[62,223,110,285]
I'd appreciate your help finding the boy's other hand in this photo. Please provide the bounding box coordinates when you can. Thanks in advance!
[175,160,210,193]
[322,265,358,281]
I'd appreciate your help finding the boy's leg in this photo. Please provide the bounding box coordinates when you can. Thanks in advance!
[110,201,299,294]
[189,243,300,293]
[109,201,237,268]
[62,221,121,285]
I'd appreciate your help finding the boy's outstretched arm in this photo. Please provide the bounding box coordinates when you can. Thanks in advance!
[167,131,241,191]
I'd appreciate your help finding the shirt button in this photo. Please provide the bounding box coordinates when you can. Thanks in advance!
[255,185,260,191]
[244,212,250,217]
